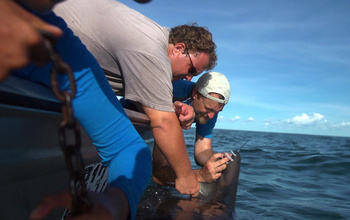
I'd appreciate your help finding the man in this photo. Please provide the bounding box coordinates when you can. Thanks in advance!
[154,72,232,185]
[54,0,219,196]
[1,0,152,219]
[175,72,231,179]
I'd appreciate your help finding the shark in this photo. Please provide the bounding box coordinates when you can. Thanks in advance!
[136,150,242,220]
[198,150,241,208]
[63,142,246,219]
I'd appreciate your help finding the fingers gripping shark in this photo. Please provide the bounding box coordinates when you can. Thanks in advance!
[76,141,246,219]
[136,149,242,220]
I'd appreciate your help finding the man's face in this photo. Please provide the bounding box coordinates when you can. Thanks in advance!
[192,92,224,124]
[171,51,210,82]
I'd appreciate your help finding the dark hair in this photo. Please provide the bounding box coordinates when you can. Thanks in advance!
[169,23,217,71]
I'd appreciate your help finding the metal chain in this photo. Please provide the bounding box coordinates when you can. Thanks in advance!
[41,30,92,217]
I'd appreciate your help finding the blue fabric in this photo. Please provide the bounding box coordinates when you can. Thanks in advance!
[172,80,218,139]
[11,11,151,220]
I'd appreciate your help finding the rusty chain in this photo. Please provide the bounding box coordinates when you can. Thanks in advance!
[41,30,92,217]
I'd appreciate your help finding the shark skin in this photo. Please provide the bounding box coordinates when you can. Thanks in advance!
[198,151,241,208]
[136,151,241,220]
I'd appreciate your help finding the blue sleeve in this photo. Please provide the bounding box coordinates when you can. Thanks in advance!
[11,12,151,220]
[196,114,218,139]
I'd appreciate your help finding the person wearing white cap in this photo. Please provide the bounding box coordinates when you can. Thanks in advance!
[152,72,232,184]
[172,72,232,182]
[54,0,218,198]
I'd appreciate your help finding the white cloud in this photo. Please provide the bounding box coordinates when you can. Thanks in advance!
[340,121,350,126]
[332,121,350,128]
[286,113,325,125]
[261,113,349,133]
[238,117,255,125]
[264,122,271,126]
[217,116,225,121]
[247,117,254,121]
[230,115,241,122]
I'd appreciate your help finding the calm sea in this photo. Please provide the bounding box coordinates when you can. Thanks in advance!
[183,128,350,220]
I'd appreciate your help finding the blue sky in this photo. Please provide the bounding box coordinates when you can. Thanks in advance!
[119,0,350,137]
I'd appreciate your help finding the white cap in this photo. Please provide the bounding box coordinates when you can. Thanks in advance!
[195,72,230,104]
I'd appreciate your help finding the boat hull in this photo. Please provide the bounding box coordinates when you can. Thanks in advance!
[0,76,152,219]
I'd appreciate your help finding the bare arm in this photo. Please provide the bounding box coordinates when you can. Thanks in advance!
[152,131,230,184]
[193,153,230,182]
[173,101,195,130]
[194,133,215,166]
[143,105,199,196]
[193,133,231,182]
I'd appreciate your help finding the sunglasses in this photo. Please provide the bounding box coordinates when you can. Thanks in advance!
[199,94,224,114]
[186,51,198,75]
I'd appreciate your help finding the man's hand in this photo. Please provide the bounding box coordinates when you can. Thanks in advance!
[195,152,231,183]
[0,0,62,80]
[143,106,198,196]
[175,171,200,197]
[173,101,195,130]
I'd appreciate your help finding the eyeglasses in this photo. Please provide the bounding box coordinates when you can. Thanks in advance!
[198,93,224,114]
[186,51,198,75]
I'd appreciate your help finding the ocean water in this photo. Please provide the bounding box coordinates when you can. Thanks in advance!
[183,128,350,220]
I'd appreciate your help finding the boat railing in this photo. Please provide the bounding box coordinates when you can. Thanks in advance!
[0,75,150,125]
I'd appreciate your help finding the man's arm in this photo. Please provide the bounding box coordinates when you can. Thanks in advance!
[193,133,231,182]
[143,105,200,196]
[173,101,195,130]
[194,133,215,166]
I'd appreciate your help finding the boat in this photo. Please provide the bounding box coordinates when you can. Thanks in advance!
[0,75,153,219]
[0,76,241,220]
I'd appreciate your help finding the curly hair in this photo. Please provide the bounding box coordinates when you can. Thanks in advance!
[169,23,217,71]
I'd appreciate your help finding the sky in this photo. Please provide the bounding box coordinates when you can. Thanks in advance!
[119,0,350,137]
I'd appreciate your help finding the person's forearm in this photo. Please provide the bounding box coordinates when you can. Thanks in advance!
[193,168,206,182]
[194,135,215,166]
[151,114,193,177]
[143,105,193,177]
[195,148,214,166]
[144,106,200,195]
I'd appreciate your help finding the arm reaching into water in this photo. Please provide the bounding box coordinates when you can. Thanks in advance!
[152,124,231,185]
[145,106,200,196]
